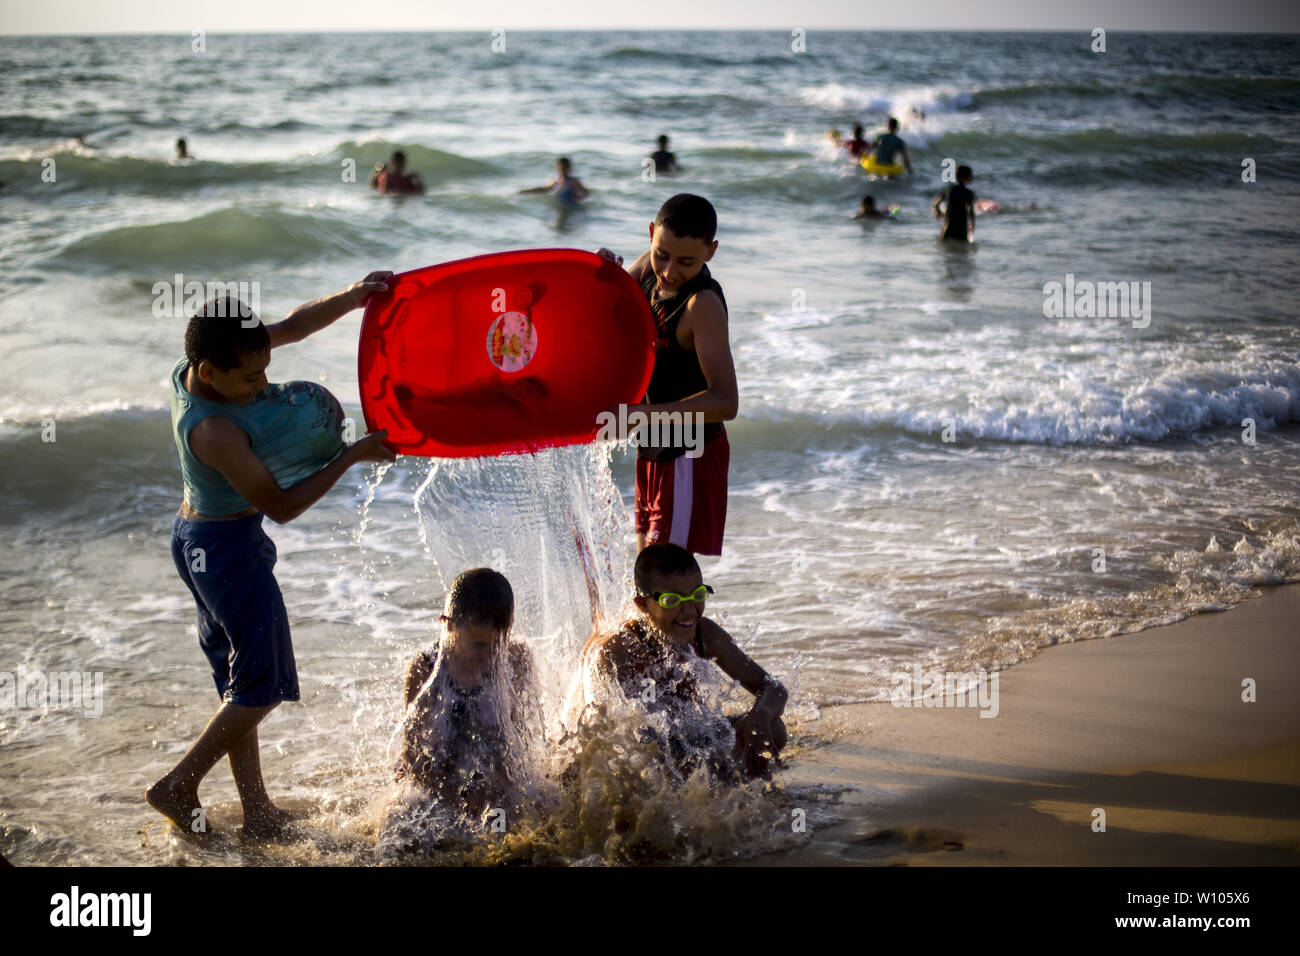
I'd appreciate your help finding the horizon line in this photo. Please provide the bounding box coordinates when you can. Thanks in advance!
[4,27,1299,37]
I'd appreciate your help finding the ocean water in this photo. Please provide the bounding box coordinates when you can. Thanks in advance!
[1,30,1298,865]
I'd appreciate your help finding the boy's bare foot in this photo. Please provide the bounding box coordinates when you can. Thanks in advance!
[145,779,203,832]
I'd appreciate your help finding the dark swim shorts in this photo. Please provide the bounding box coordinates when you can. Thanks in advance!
[171,513,300,706]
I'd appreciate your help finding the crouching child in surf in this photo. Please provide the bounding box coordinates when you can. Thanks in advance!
[383,568,544,842]
[568,543,787,784]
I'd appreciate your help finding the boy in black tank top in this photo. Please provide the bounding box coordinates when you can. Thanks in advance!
[596,193,737,556]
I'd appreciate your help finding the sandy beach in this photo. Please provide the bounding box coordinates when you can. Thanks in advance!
[769,584,1300,866]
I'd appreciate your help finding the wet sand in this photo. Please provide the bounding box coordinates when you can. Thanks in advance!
[764,584,1300,866]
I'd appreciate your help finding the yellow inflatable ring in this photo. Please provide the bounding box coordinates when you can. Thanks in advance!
[861,156,905,177]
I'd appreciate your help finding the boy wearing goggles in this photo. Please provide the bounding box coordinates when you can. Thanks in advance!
[575,543,787,779]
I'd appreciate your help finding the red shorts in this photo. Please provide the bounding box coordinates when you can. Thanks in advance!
[635,431,729,556]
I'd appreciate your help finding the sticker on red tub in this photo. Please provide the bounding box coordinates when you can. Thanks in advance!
[487,311,537,372]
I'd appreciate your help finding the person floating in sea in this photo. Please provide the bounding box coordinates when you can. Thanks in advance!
[370,150,426,195]
[934,164,976,242]
[853,194,890,219]
[146,275,396,839]
[843,124,870,159]
[650,134,679,174]
[520,156,590,205]
[568,543,788,783]
[867,117,913,175]
[596,193,738,556]
[385,568,543,834]
[175,138,191,160]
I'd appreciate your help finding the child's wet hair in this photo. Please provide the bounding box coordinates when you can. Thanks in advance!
[887,117,899,131]
[444,567,514,632]
[184,295,270,371]
[654,193,717,244]
[634,543,700,596]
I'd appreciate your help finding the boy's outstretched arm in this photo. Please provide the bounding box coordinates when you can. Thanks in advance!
[698,618,787,710]
[902,145,913,174]
[266,271,393,349]
[697,617,787,764]
[189,418,395,524]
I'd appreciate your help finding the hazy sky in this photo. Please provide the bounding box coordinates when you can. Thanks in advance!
[1,0,1297,34]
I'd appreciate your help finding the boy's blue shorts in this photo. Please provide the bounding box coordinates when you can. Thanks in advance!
[171,513,300,707]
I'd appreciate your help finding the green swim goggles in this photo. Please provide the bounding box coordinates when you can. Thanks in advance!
[645,584,714,610]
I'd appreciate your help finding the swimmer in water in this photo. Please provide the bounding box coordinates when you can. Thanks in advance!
[370,150,426,195]
[869,117,913,175]
[853,194,889,219]
[843,124,870,160]
[570,543,787,782]
[175,138,191,160]
[650,134,679,174]
[934,163,976,241]
[520,156,589,204]
[389,568,542,823]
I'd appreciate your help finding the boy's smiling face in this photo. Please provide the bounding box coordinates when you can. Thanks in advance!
[635,567,707,648]
[198,348,269,405]
[647,223,717,299]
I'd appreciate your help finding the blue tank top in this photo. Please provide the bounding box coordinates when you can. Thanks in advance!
[170,358,346,515]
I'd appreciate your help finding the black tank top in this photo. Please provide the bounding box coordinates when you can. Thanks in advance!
[637,264,727,461]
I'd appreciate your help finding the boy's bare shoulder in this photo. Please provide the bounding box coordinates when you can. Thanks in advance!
[684,286,726,323]
[581,623,640,673]
[188,414,250,454]
[405,647,435,673]
[403,647,437,705]
[628,250,652,282]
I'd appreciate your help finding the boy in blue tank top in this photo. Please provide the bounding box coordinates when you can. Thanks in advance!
[147,274,396,838]
[598,194,738,556]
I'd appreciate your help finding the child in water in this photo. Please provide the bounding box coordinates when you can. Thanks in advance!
[853,194,890,219]
[370,150,425,195]
[520,157,589,205]
[650,134,678,173]
[934,164,976,241]
[387,568,542,830]
[148,277,395,838]
[843,124,870,159]
[569,544,787,783]
[869,117,913,174]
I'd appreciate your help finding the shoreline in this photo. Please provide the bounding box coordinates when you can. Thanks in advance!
[762,583,1300,866]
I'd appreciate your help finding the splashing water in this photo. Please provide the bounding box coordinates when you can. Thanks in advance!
[355,460,393,545]
[359,443,821,863]
[412,443,632,720]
